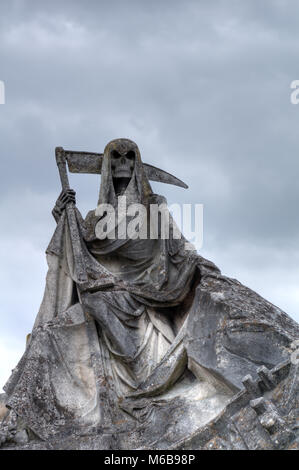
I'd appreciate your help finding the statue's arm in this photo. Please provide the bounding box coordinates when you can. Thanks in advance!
[52,189,76,223]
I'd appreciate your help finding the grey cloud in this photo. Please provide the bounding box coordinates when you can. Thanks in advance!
[0,1,299,389]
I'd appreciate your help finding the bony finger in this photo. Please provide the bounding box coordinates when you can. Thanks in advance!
[56,200,64,208]
[54,207,62,215]
[65,198,75,204]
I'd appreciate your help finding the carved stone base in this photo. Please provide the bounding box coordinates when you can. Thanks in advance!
[1,361,298,450]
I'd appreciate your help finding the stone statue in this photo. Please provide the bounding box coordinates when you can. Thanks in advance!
[0,138,298,450]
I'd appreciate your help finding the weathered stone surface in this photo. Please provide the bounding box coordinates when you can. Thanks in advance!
[0,394,8,422]
[1,139,298,450]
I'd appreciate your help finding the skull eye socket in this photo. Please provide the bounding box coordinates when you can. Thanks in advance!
[111,150,121,159]
[126,150,135,160]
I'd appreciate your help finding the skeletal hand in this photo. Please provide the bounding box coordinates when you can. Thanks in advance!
[52,189,76,221]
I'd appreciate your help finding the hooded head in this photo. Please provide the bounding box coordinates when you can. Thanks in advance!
[98,138,152,207]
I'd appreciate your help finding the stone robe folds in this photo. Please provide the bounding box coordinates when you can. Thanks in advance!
[3,139,299,448]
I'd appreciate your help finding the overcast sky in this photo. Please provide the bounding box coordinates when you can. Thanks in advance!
[1,0,299,391]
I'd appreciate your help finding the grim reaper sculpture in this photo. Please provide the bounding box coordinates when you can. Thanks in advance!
[1,138,298,450]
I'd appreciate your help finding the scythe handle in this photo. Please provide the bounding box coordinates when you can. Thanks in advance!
[55,146,88,283]
[55,147,70,191]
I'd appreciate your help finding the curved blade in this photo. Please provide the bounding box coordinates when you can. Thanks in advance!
[63,149,188,189]
[143,163,188,189]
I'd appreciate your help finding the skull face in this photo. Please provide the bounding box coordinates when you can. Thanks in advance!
[111,149,135,178]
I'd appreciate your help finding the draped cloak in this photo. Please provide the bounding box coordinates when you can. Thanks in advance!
[3,139,299,445]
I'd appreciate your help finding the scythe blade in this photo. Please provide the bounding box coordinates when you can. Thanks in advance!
[63,148,188,189]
